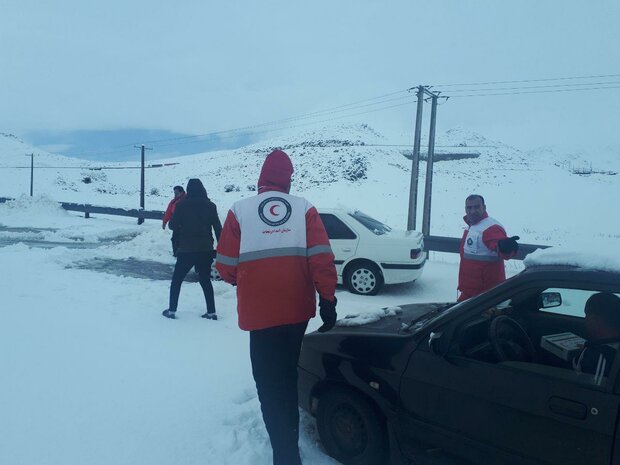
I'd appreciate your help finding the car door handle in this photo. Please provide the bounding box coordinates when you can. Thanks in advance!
[549,396,587,420]
[341,248,352,252]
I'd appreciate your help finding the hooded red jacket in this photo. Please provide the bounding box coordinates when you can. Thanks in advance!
[457,212,515,301]
[162,193,186,227]
[215,150,337,331]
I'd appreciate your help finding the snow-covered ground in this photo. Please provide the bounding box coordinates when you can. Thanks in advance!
[1,124,618,464]
[0,197,462,465]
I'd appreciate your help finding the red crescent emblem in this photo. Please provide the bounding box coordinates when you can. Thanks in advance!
[269,205,280,216]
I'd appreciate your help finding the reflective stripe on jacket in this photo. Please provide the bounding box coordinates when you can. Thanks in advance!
[458,213,510,301]
[216,191,336,331]
[462,216,503,262]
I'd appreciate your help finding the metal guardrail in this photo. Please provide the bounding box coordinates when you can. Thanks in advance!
[424,235,550,260]
[1,197,549,257]
[0,197,163,221]
[60,202,164,220]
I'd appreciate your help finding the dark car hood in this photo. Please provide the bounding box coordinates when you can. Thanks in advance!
[317,301,453,336]
[300,302,453,376]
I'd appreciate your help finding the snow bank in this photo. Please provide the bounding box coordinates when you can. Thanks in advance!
[1,193,66,216]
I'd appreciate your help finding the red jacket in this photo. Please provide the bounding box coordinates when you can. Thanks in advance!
[162,193,186,227]
[215,150,337,331]
[458,212,515,301]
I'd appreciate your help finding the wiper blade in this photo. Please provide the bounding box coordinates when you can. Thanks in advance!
[404,303,454,331]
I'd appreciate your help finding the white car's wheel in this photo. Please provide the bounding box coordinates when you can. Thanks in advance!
[346,263,383,295]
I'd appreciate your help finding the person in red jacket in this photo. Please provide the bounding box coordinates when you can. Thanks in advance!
[162,185,186,256]
[216,149,337,465]
[458,194,519,302]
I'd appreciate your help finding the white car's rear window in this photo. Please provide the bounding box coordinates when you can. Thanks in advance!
[349,210,392,235]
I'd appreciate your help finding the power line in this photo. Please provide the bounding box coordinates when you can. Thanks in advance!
[447,84,620,98]
[151,99,418,151]
[115,90,413,148]
[92,100,419,154]
[122,73,620,153]
[65,78,613,157]
[63,92,415,157]
[432,73,620,88]
[444,80,620,93]
[59,72,620,158]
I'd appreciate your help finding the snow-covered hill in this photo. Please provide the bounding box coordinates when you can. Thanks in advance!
[1,124,619,246]
[0,131,84,167]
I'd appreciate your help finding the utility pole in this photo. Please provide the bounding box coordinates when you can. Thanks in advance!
[407,86,425,231]
[421,94,439,237]
[25,153,34,196]
[134,144,152,225]
[406,86,448,235]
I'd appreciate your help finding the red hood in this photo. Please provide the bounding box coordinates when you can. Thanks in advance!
[258,150,293,194]
[463,211,489,226]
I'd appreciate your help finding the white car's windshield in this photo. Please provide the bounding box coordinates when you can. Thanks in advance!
[349,210,392,235]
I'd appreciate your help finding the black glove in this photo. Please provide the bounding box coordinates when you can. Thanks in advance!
[497,236,520,254]
[318,297,337,333]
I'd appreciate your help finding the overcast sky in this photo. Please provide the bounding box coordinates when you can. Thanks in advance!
[1,0,619,153]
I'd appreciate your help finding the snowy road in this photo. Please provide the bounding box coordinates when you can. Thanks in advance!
[0,205,477,465]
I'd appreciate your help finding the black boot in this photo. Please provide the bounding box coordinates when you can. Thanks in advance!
[162,309,176,319]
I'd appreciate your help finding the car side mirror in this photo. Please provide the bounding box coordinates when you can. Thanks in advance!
[540,292,562,309]
[429,331,444,355]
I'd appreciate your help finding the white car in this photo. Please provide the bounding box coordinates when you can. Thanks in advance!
[318,208,426,295]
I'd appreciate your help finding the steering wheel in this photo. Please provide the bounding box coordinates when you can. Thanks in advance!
[489,315,536,362]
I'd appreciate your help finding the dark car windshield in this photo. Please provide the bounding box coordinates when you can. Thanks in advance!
[348,210,392,235]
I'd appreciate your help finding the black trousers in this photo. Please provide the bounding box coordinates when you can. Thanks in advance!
[168,251,215,313]
[170,230,180,257]
[250,321,309,465]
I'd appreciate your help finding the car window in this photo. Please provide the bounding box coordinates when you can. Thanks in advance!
[451,287,620,389]
[539,288,620,318]
[319,214,357,240]
[348,210,392,235]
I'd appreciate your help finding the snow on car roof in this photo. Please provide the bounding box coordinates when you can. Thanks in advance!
[524,242,620,273]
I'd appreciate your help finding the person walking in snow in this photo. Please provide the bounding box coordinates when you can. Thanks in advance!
[215,149,338,465]
[458,194,519,301]
[162,178,222,320]
[162,185,186,257]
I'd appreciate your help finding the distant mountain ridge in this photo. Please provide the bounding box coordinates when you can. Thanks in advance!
[1,123,619,245]
[1,122,618,201]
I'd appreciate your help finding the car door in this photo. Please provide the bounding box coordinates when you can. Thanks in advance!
[319,213,359,273]
[398,289,620,465]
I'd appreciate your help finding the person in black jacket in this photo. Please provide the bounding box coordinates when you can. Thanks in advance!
[162,178,222,320]
[573,292,620,385]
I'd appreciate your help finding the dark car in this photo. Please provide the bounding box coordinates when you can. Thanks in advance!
[298,262,620,465]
